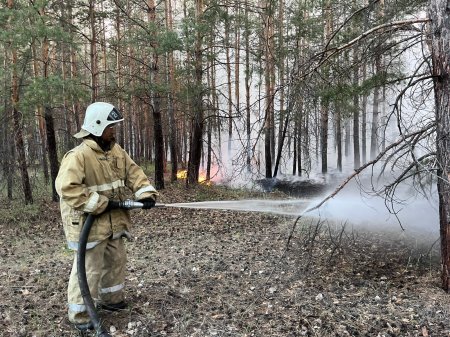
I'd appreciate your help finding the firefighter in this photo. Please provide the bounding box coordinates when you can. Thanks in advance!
[55,102,158,331]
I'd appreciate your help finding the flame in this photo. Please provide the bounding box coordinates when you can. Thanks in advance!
[176,169,211,185]
[176,170,187,179]
[198,172,209,184]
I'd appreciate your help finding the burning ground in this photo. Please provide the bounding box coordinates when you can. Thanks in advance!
[0,181,449,337]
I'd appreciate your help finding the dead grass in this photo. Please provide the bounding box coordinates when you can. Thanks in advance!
[0,181,448,337]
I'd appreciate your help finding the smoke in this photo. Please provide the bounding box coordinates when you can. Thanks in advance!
[200,133,439,240]
[306,177,439,239]
[171,174,438,239]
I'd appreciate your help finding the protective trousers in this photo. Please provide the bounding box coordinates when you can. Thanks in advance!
[67,237,126,324]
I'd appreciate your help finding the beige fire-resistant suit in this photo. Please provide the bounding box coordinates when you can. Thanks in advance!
[56,138,158,325]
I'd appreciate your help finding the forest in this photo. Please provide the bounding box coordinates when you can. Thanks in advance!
[1,0,450,335]
[0,0,435,197]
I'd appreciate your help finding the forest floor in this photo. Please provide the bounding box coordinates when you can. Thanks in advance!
[0,180,449,337]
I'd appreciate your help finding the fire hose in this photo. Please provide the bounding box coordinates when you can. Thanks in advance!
[77,200,149,337]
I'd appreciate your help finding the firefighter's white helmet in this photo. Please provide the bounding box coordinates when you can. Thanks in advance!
[73,102,124,138]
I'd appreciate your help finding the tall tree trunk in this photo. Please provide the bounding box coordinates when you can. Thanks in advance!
[370,59,381,160]
[430,0,450,292]
[277,0,286,163]
[206,114,212,181]
[321,0,332,174]
[269,15,276,163]
[100,0,108,97]
[9,0,33,203]
[187,0,204,185]
[350,1,361,169]
[303,100,310,175]
[68,0,81,135]
[31,43,49,184]
[152,102,165,189]
[2,50,13,199]
[320,104,329,173]
[2,116,13,199]
[344,119,350,158]
[45,106,60,201]
[293,116,298,175]
[361,63,368,164]
[245,0,251,172]
[59,2,74,151]
[381,85,387,152]
[336,104,342,172]
[205,28,216,181]
[225,5,233,149]
[165,0,178,181]
[234,0,240,149]
[361,0,369,164]
[264,86,273,178]
[263,0,275,178]
[114,6,122,145]
[89,0,98,102]
[298,105,304,176]
[370,0,384,160]
[148,0,165,189]
[273,103,291,176]
[353,55,361,168]
[39,5,60,201]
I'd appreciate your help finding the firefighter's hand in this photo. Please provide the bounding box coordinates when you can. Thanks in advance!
[105,200,120,211]
[140,198,156,209]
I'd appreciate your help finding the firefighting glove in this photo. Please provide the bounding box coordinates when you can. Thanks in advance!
[105,200,120,211]
[140,198,156,209]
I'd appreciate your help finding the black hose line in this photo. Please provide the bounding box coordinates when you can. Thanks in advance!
[77,214,112,337]
[77,200,145,336]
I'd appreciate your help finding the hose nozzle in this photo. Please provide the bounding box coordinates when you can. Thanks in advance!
[119,200,144,209]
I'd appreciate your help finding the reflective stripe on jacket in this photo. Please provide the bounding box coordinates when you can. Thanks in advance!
[56,139,158,250]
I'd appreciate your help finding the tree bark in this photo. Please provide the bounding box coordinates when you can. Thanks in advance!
[353,54,361,168]
[430,0,450,292]
[11,58,32,202]
[225,5,233,149]
[321,0,332,174]
[89,0,98,102]
[370,59,381,160]
[361,63,368,164]
[273,105,291,177]
[263,0,275,178]
[336,104,342,172]
[276,0,286,167]
[39,6,60,201]
[165,0,178,182]
[234,0,241,150]
[245,0,251,172]
[45,106,60,201]
[2,49,13,199]
[187,0,204,186]
[148,0,165,189]
[8,0,33,203]
[31,43,49,184]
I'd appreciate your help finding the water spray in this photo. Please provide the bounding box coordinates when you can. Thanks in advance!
[155,199,312,216]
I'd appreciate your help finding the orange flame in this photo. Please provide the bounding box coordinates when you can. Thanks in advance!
[176,170,187,179]
[176,169,211,185]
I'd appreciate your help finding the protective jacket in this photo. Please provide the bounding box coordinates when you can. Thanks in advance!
[56,139,158,250]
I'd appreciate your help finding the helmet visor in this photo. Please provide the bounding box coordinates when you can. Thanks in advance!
[107,107,123,121]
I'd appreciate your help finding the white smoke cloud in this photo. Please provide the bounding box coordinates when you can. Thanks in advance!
[306,177,439,238]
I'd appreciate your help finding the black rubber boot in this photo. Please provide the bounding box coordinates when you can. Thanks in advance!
[74,321,94,331]
[99,301,127,312]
